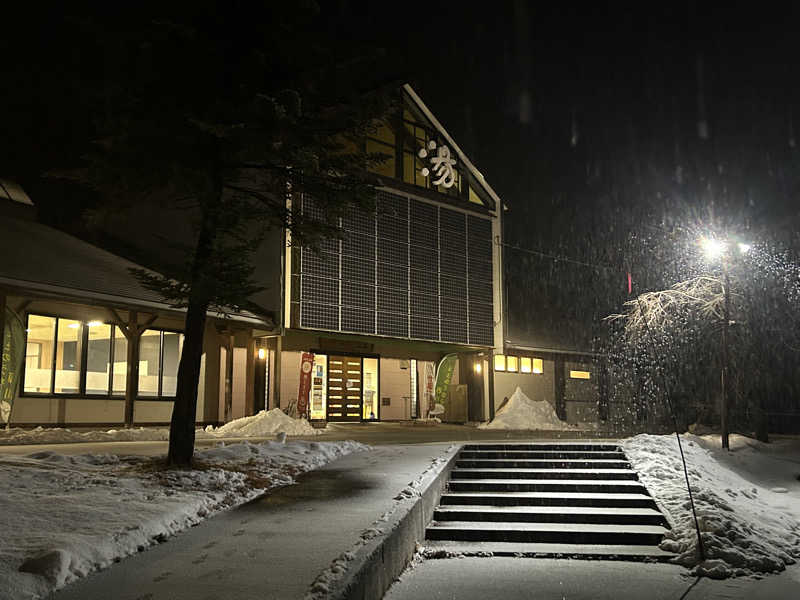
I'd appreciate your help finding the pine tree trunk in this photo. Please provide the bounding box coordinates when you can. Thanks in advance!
[167,199,218,467]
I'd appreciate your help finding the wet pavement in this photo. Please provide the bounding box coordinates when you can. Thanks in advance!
[50,444,452,600]
[384,556,800,600]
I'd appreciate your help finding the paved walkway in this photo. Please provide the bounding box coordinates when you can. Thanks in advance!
[385,556,800,600]
[52,443,454,600]
[0,423,615,457]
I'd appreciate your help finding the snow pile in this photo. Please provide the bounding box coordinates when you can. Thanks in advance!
[0,409,322,446]
[0,440,367,599]
[206,408,320,437]
[623,434,800,578]
[479,387,580,430]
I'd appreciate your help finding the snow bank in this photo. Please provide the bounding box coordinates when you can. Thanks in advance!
[0,409,321,446]
[623,433,800,578]
[479,386,583,430]
[206,408,320,437]
[0,440,367,599]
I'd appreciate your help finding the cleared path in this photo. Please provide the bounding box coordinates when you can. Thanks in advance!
[384,557,800,600]
[52,444,452,600]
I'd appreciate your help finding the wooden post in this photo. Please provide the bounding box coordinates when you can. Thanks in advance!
[273,336,282,410]
[224,334,234,422]
[721,258,731,450]
[554,356,566,421]
[109,309,157,428]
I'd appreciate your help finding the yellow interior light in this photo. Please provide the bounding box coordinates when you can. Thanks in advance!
[570,370,591,380]
[533,358,543,374]
[493,355,505,371]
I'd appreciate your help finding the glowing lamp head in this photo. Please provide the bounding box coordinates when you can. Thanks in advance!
[700,237,727,261]
[257,348,266,360]
[474,362,482,374]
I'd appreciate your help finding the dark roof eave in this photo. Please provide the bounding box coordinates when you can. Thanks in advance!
[0,276,273,328]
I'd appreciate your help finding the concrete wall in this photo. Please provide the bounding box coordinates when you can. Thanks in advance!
[493,359,556,408]
[564,359,598,424]
[279,351,303,408]
[380,358,412,420]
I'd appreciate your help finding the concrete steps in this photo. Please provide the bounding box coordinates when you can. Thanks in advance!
[425,443,672,559]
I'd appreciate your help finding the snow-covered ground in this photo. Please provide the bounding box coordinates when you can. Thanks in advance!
[0,439,367,600]
[0,408,320,446]
[624,433,800,578]
[479,386,593,430]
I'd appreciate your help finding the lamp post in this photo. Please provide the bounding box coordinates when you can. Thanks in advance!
[700,237,749,450]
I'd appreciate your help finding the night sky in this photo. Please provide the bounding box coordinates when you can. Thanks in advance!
[4,2,800,352]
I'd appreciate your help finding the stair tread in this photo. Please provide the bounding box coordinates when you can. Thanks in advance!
[449,478,645,486]
[443,491,653,500]
[457,459,630,463]
[423,541,675,558]
[428,522,668,534]
[435,505,663,516]
[462,450,624,454]
[452,468,636,475]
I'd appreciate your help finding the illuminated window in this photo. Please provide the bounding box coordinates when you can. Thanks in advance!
[493,355,506,371]
[570,370,591,380]
[506,356,518,372]
[532,358,543,374]
[520,357,532,373]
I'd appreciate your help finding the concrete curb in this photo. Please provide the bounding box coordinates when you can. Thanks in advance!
[328,446,461,600]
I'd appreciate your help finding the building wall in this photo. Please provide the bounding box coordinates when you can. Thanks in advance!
[379,358,413,420]
[279,351,303,408]
[493,359,556,409]
[564,360,599,424]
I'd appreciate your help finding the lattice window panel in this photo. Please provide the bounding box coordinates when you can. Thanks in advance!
[341,255,375,283]
[411,316,439,340]
[410,224,438,249]
[341,307,375,334]
[439,207,466,233]
[410,293,439,317]
[300,302,338,330]
[377,311,409,337]
[468,323,494,346]
[377,287,408,313]
[377,216,408,243]
[377,239,408,266]
[410,198,437,224]
[342,232,376,258]
[341,206,376,235]
[442,298,467,323]
[468,279,493,304]
[468,258,493,282]
[377,261,408,290]
[440,251,467,278]
[376,190,408,219]
[440,319,468,344]
[301,250,339,279]
[468,302,493,324]
[301,275,339,305]
[342,281,375,309]
[440,274,467,300]
[409,268,438,295]
[467,215,492,240]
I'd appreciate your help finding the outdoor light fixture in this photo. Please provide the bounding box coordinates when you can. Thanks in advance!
[257,348,266,360]
[474,362,482,374]
[700,237,727,261]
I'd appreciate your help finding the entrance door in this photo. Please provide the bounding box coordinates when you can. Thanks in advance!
[326,355,362,421]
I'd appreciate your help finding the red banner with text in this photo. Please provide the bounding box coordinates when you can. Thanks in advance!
[297,352,314,418]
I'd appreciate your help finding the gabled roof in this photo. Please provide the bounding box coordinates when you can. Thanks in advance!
[0,211,270,327]
[403,84,502,211]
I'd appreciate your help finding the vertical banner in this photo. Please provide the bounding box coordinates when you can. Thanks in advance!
[434,353,458,414]
[297,352,314,418]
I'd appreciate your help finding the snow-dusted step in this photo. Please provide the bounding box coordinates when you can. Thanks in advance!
[458,450,626,460]
[439,491,659,509]
[456,459,632,470]
[433,505,668,526]
[423,541,675,561]
[448,478,648,494]
[425,522,668,545]
[426,443,673,555]
[451,468,640,480]
[462,443,620,452]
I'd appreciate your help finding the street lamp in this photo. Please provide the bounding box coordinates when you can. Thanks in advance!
[699,235,750,450]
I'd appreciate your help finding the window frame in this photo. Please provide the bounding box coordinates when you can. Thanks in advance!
[20,313,183,400]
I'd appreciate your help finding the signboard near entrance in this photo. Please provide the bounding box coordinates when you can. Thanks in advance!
[297,352,314,417]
